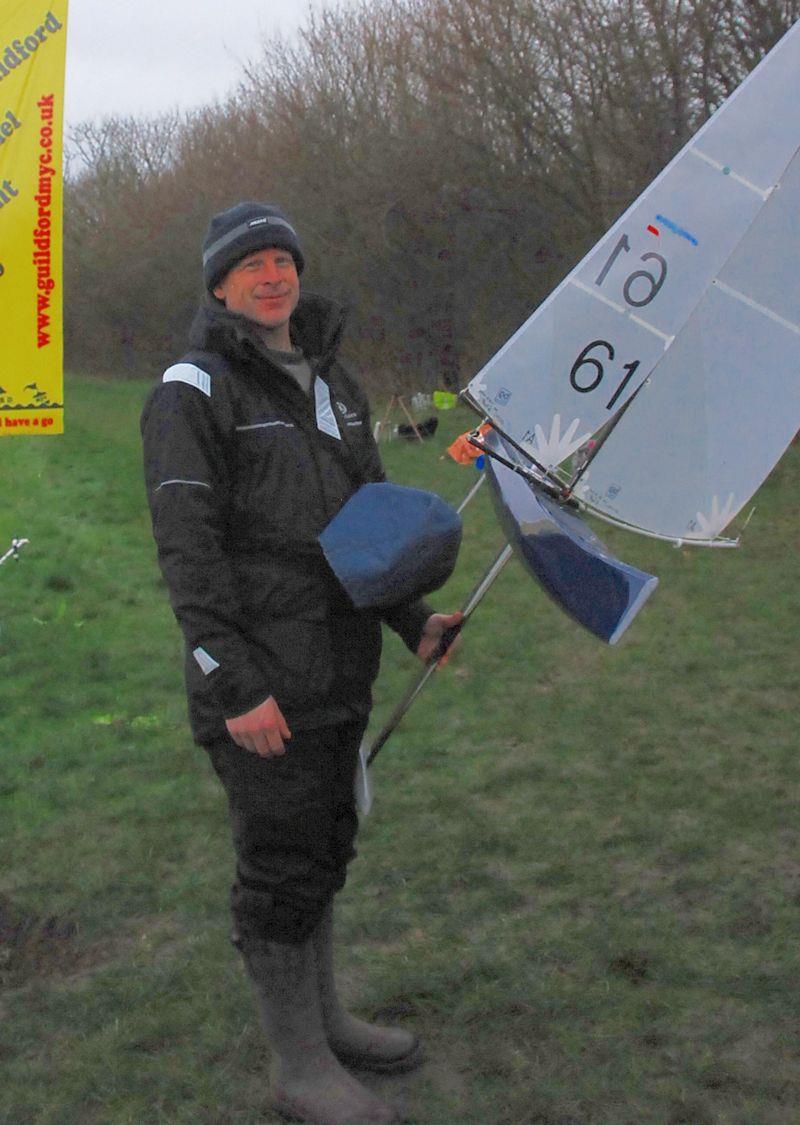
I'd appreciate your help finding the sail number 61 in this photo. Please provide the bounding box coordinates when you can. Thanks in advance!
[570,340,640,411]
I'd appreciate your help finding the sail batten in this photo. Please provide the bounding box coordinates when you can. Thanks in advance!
[713,278,800,338]
[466,21,800,543]
[689,148,771,199]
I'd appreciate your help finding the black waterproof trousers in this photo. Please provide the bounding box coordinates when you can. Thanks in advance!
[204,718,367,946]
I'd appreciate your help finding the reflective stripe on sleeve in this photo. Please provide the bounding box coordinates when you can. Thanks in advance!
[162,363,212,397]
[155,479,212,491]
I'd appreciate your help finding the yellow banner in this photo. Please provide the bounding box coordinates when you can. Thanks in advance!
[0,2,67,436]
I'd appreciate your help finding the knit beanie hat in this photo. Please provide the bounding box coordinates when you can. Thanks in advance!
[202,202,305,291]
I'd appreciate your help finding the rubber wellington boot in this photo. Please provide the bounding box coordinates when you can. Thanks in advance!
[239,934,400,1124]
[314,902,424,1075]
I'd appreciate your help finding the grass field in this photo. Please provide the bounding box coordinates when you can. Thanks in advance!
[1,374,798,1124]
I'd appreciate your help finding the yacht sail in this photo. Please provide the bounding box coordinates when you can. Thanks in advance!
[464,20,800,544]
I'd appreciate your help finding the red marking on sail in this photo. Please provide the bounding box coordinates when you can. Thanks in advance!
[647,224,660,236]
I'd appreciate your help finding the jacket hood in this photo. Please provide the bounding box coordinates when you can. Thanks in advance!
[188,292,347,370]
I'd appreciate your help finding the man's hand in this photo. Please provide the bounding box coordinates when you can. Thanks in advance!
[225,695,292,758]
[416,611,464,667]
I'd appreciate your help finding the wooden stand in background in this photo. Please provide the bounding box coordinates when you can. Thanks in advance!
[375,394,423,441]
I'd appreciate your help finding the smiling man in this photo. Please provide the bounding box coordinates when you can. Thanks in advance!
[212,242,300,346]
[141,202,459,1124]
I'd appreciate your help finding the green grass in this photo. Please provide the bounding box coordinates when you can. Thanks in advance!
[1,373,798,1124]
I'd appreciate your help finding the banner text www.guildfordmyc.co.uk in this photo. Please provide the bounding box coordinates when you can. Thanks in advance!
[0,2,67,435]
[34,93,56,348]
[0,11,64,84]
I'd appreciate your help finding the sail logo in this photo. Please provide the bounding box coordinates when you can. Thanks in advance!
[646,217,698,245]
[654,214,698,246]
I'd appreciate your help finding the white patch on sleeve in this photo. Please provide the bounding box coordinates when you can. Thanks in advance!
[163,363,212,397]
[193,646,220,675]
[314,379,342,440]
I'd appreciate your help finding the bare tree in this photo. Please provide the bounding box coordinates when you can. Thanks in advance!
[64,0,798,385]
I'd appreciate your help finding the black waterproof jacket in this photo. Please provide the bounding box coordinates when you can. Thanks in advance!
[141,294,430,743]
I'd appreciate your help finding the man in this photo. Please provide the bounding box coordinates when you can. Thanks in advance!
[141,201,461,1125]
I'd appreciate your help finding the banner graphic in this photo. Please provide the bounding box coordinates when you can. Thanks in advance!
[0,2,67,436]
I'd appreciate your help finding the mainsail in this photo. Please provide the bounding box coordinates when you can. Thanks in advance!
[464,21,800,544]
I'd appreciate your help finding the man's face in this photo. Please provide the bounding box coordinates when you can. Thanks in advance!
[213,247,300,340]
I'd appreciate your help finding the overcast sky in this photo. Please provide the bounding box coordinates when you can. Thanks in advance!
[64,0,340,126]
